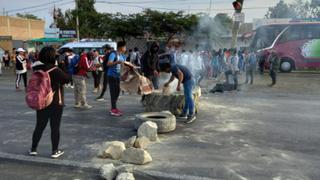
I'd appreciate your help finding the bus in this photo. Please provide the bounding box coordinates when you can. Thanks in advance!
[250,21,320,72]
[59,39,117,55]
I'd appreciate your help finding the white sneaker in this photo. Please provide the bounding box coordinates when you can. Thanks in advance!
[74,104,81,108]
[81,104,93,109]
[51,150,64,159]
[29,150,38,156]
[92,88,98,93]
[96,97,104,101]
[70,85,74,89]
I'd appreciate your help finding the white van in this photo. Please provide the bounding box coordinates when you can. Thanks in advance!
[59,39,117,55]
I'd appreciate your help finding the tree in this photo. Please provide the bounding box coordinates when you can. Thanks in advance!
[16,13,41,20]
[266,0,320,19]
[265,0,297,18]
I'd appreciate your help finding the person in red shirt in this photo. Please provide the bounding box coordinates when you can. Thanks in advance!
[73,51,94,109]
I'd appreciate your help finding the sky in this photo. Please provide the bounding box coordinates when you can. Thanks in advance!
[0,0,296,27]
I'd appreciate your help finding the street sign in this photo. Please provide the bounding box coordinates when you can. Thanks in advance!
[234,13,245,23]
[59,30,77,38]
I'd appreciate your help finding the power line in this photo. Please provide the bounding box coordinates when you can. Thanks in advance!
[21,1,74,15]
[6,0,70,13]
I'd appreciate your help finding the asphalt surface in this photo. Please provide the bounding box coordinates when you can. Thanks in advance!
[0,69,320,180]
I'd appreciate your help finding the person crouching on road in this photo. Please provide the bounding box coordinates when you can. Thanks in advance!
[30,46,71,159]
[107,41,126,117]
[161,63,196,124]
[73,51,94,109]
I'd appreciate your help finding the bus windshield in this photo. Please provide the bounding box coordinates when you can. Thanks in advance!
[250,25,287,50]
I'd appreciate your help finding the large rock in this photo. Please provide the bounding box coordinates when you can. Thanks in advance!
[100,164,117,180]
[134,111,176,133]
[125,136,137,148]
[142,86,201,115]
[121,147,152,165]
[137,121,158,141]
[116,173,135,180]
[116,164,135,174]
[102,141,126,160]
[134,136,150,149]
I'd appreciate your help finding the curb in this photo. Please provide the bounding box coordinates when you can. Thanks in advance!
[0,152,215,180]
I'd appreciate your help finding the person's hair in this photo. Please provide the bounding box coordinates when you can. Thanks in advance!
[128,49,133,52]
[117,41,126,49]
[39,46,56,65]
[87,51,94,60]
[65,48,73,53]
[160,62,171,72]
[134,47,138,52]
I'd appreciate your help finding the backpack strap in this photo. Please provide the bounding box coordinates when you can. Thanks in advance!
[47,67,57,73]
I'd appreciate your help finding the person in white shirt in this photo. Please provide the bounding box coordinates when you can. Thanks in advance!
[92,50,103,93]
[15,48,28,90]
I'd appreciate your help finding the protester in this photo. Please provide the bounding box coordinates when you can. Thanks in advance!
[15,48,28,91]
[73,51,94,109]
[211,50,220,78]
[107,41,126,116]
[141,42,160,89]
[64,48,75,88]
[132,47,141,67]
[96,45,113,101]
[244,49,257,84]
[190,50,204,86]
[3,50,11,69]
[92,50,103,93]
[268,50,280,87]
[179,49,189,67]
[230,49,240,90]
[161,63,196,124]
[29,46,71,159]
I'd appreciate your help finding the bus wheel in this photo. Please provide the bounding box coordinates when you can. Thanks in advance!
[280,58,294,73]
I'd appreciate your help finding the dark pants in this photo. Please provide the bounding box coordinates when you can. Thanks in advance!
[98,75,108,98]
[270,70,277,85]
[146,75,159,89]
[233,71,239,90]
[245,68,254,84]
[16,72,27,88]
[4,60,10,67]
[92,71,102,88]
[259,59,265,75]
[108,76,120,109]
[31,104,63,152]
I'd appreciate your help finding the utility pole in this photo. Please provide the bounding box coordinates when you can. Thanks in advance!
[76,0,80,42]
[208,0,212,16]
[231,0,244,48]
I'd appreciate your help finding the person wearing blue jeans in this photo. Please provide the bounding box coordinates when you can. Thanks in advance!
[162,63,196,124]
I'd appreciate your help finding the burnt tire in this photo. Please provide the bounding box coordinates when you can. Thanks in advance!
[134,111,176,133]
[280,58,294,73]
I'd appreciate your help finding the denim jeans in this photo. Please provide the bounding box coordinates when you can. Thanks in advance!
[183,79,195,116]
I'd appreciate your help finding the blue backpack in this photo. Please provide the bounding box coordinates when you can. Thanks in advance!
[69,55,80,75]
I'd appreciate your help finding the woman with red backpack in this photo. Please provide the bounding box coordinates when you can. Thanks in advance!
[29,46,71,159]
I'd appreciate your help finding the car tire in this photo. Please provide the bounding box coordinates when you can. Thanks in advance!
[280,58,294,73]
[134,111,176,133]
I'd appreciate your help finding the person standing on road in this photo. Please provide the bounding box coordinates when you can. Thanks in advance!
[73,51,94,109]
[107,41,126,116]
[268,50,280,87]
[92,50,103,93]
[96,45,113,101]
[161,63,196,124]
[29,46,71,159]
[244,49,257,84]
[141,42,160,89]
[15,48,28,91]
[3,50,11,70]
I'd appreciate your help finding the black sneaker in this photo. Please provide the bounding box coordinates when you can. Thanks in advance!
[177,114,187,119]
[185,115,196,124]
[29,150,38,156]
[51,150,64,159]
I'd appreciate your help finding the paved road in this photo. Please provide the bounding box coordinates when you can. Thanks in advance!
[0,69,320,179]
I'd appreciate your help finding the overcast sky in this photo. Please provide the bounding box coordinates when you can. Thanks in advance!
[0,0,296,27]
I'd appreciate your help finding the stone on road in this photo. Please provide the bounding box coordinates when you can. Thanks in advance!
[121,148,152,165]
[138,121,158,141]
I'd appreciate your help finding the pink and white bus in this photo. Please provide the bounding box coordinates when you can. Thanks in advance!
[251,21,320,72]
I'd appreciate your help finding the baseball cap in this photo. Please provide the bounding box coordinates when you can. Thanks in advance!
[17,48,26,52]
[103,44,112,50]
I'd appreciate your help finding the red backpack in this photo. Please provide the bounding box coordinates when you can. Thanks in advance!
[26,67,57,110]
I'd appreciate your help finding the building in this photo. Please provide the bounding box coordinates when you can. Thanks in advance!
[0,16,45,52]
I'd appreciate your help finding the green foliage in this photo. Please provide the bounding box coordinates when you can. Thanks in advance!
[266,0,320,19]
[16,13,41,20]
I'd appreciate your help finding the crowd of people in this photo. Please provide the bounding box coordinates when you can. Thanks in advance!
[0,41,280,159]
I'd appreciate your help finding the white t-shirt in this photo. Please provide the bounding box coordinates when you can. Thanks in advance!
[16,55,27,74]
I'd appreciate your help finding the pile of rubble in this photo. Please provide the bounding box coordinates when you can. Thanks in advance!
[98,121,158,180]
